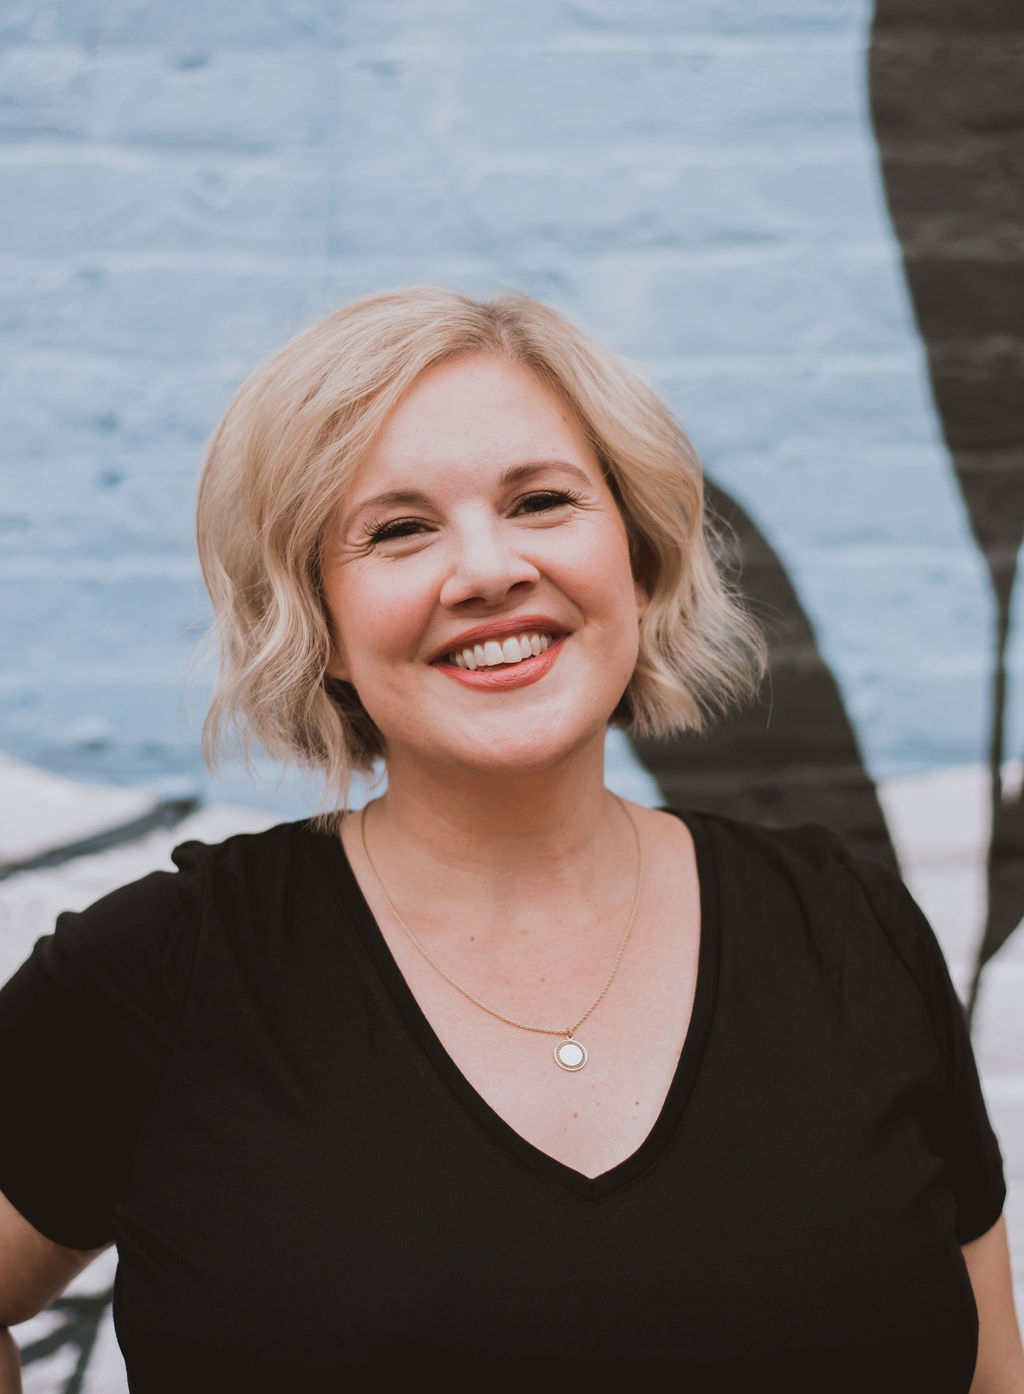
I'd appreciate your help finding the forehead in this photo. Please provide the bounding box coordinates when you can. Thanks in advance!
[361,353,598,477]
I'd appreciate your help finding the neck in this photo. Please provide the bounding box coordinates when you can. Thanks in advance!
[356,734,625,904]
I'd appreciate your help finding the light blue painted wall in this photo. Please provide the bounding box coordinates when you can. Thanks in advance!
[0,0,999,813]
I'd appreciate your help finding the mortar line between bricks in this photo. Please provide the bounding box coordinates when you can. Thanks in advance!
[0,240,902,276]
[0,139,881,169]
[0,32,864,59]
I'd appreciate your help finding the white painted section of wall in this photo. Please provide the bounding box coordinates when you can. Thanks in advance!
[0,753,157,871]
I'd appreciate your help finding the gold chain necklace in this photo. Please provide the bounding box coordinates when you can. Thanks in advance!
[358,795,644,1072]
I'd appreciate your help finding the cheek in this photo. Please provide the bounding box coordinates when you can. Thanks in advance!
[569,524,638,610]
[323,563,435,683]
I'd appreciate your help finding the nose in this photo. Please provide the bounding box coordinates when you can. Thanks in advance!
[438,516,540,609]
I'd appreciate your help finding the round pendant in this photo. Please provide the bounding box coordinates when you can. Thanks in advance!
[553,1036,588,1071]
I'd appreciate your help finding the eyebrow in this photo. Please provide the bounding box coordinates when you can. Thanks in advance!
[339,459,594,535]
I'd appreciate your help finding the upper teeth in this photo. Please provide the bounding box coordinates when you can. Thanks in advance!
[450,633,553,670]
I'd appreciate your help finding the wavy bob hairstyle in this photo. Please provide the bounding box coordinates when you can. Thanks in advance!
[197,286,764,807]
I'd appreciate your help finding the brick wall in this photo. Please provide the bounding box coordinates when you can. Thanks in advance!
[2,0,1004,799]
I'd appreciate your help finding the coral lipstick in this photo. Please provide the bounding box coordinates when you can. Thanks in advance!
[435,636,565,690]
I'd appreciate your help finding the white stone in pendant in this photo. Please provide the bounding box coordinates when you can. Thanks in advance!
[554,1036,587,1071]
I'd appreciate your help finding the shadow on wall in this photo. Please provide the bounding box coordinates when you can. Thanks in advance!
[629,0,1024,1024]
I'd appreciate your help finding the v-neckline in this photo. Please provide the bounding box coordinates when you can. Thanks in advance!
[313,808,721,1202]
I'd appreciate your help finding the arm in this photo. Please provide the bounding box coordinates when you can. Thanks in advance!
[0,1329,21,1394]
[0,1187,109,1393]
[965,1214,1024,1394]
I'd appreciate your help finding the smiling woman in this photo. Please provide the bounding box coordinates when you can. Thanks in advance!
[0,289,1021,1392]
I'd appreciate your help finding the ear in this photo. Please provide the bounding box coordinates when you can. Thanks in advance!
[325,641,350,684]
[634,581,649,621]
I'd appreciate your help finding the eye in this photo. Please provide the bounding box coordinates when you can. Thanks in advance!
[513,488,584,516]
[363,516,432,545]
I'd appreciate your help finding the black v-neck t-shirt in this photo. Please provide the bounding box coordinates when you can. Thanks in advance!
[0,812,1006,1390]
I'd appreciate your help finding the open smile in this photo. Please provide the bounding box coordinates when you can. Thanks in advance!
[449,630,554,671]
[431,619,568,691]
[435,637,565,690]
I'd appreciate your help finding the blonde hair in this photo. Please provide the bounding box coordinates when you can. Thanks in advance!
[197,286,765,807]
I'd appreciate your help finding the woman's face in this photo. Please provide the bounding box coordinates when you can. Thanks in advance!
[322,353,646,782]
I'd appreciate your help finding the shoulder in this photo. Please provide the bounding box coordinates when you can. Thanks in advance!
[167,817,324,887]
[670,806,860,869]
[667,807,884,900]
[21,819,322,995]
[673,806,898,896]
[1,820,333,1092]
[672,808,946,1003]
[166,817,344,925]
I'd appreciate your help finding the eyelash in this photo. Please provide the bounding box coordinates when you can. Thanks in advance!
[363,516,428,545]
[361,489,584,546]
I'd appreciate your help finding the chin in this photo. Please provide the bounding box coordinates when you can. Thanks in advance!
[441,716,611,780]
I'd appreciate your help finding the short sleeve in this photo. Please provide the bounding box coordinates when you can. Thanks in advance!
[844,851,1006,1244]
[0,843,205,1249]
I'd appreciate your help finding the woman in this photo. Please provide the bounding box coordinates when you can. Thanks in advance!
[1,289,1021,1390]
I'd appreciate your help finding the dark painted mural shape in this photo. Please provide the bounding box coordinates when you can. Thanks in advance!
[870,0,1024,1017]
[630,484,897,871]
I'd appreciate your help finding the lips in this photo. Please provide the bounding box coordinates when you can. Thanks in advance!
[436,634,566,691]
